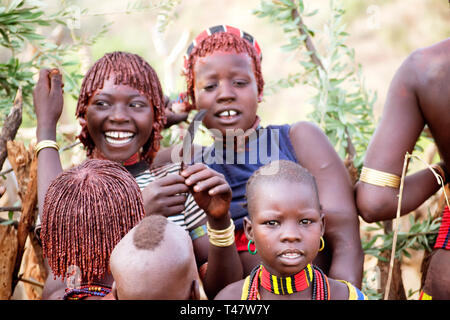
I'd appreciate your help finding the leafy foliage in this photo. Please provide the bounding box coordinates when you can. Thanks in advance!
[254,0,377,169]
[0,0,109,126]
[362,211,440,261]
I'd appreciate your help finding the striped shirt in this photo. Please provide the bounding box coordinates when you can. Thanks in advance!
[135,162,206,230]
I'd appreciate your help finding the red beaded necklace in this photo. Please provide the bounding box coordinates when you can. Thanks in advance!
[246,264,330,300]
[122,152,140,166]
[260,264,313,295]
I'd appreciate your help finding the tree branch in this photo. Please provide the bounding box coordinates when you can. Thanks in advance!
[0,88,22,171]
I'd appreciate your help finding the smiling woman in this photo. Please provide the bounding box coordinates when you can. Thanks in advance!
[84,78,155,162]
[75,52,166,164]
[34,50,244,299]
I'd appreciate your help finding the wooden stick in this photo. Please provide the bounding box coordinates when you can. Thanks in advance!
[384,152,410,300]
[291,9,325,71]
[17,275,44,289]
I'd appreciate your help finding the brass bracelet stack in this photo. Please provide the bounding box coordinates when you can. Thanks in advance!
[34,140,59,156]
[206,219,235,247]
[359,166,401,189]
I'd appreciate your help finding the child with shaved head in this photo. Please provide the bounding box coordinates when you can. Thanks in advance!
[109,215,203,300]
[216,160,366,300]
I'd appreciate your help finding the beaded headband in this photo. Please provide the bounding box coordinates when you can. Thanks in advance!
[183,24,262,72]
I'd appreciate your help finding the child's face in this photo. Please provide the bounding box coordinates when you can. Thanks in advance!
[193,52,260,135]
[245,180,324,277]
[85,78,154,162]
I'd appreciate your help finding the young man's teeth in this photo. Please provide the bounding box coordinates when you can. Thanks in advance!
[219,110,238,117]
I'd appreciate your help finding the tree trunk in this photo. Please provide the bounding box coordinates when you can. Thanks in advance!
[7,141,39,291]
[0,225,18,299]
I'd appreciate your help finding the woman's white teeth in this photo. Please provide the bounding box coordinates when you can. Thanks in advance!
[219,110,238,117]
[105,131,134,145]
[281,253,300,258]
[105,131,134,138]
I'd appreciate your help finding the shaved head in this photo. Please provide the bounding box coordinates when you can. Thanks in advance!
[110,215,200,300]
[246,160,321,217]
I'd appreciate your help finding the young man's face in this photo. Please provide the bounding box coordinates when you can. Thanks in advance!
[245,180,324,277]
[193,52,260,136]
[85,78,154,162]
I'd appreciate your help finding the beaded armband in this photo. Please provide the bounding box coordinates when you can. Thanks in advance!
[359,166,401,188]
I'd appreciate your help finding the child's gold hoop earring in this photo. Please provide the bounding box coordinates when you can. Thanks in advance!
[248,240,257,255]
[319,237,325,252]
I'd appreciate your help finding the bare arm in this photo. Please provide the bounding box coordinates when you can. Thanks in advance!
[290,121,364,287]
[355,53,442,223]
[33,69,64,220]
[181,163,243,298]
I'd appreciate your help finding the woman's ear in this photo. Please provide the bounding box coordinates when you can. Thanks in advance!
[78,117,87,127]
[257,93,263,103]
[243,216,254,241]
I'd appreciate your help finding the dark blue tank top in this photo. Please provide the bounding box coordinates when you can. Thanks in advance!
[197,124,298,230]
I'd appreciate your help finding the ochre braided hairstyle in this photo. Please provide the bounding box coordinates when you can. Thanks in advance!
[41,159,145,284]
[76,51,166,165]
[183,30,265,110]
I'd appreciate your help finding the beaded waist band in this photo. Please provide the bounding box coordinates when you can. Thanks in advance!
[434,206,450,250]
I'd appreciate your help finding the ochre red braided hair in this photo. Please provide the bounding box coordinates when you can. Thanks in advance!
[76,51,166,165]
[41,159,145,284]
[183,31,264,110]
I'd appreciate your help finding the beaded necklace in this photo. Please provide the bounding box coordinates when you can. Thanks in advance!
[122,152,140,166]
[63,284,111,300]
[246,264,329,300]
[260,264,313,295]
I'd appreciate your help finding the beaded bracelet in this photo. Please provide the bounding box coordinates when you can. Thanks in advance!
[206,219,235,247]
[359,166,401,188]
[189,224,207,241]
[34,139,59,156]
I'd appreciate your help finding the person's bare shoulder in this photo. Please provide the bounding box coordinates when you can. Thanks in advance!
[289,121,328,150]
[289,121,342,169]
[400,38,450,87]
[327,278,350,300]
[214,279,246,300]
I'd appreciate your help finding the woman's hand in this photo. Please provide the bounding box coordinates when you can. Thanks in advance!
[180,163,231,220]
[33,68,64,133]
[163,95,189,129]
[141,174,189,217]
